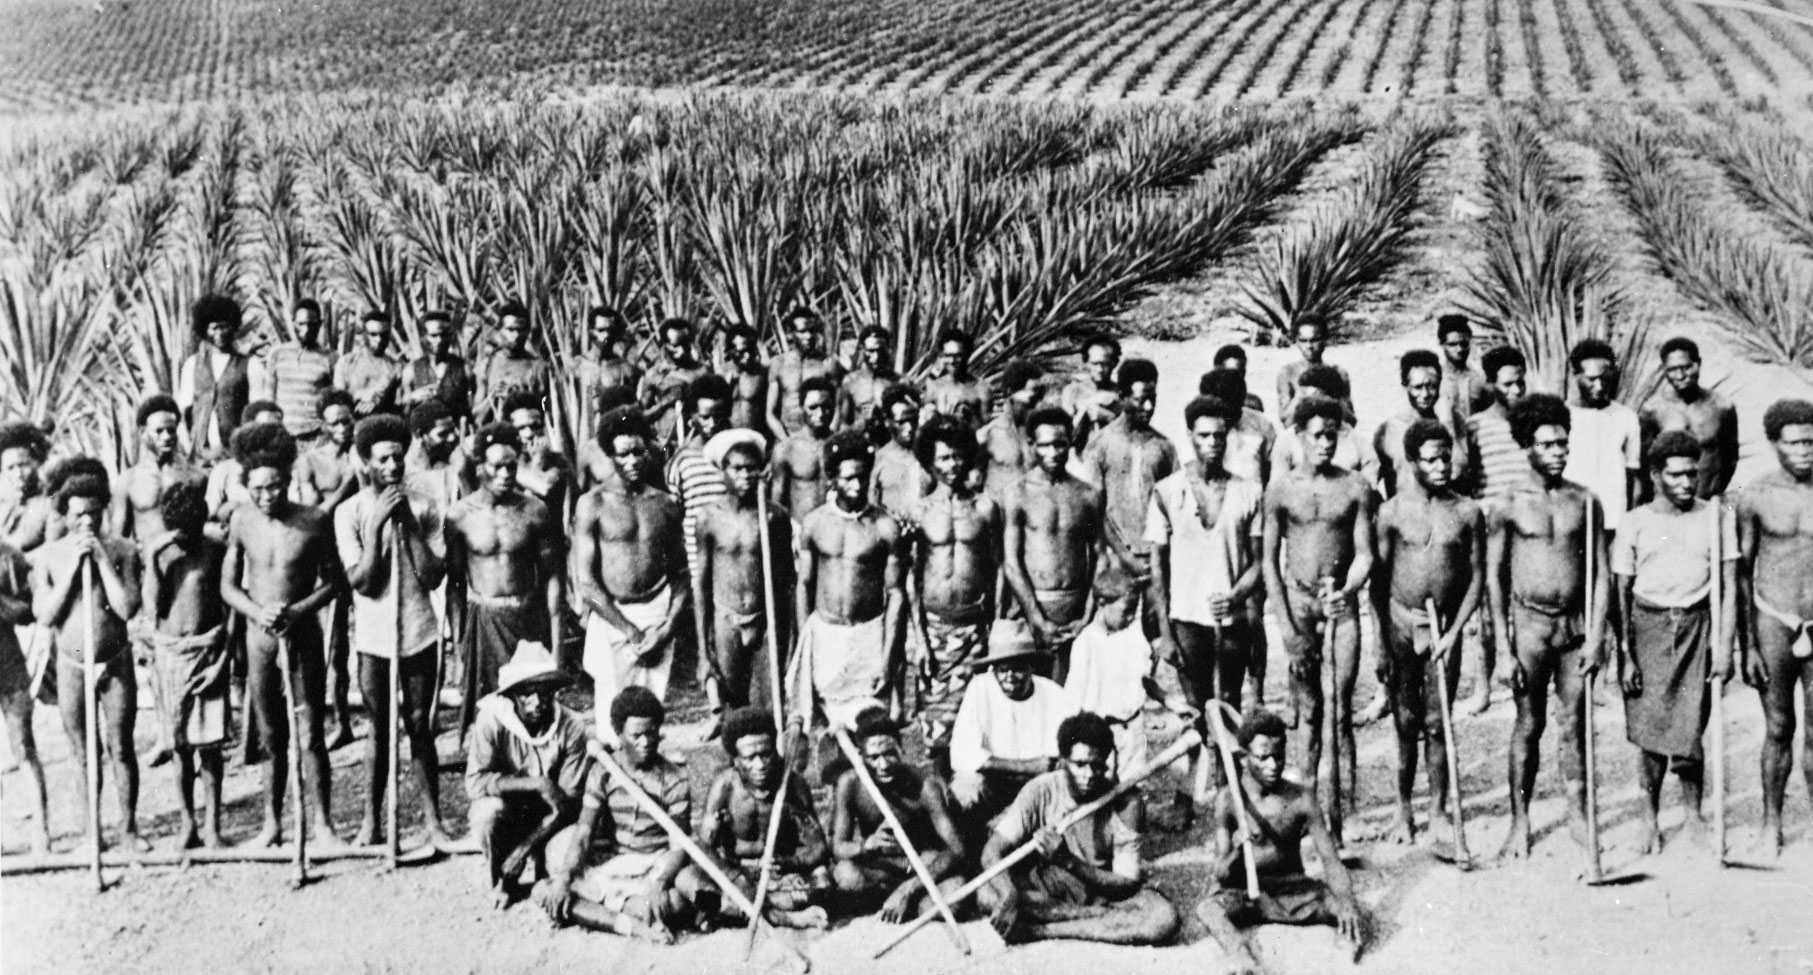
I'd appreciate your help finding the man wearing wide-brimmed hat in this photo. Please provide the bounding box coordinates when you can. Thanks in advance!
[695,429,792,718]
[948,620,1078,834]
[466,640,589,908]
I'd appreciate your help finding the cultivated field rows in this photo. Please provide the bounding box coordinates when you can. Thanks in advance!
[2,0,1810,113]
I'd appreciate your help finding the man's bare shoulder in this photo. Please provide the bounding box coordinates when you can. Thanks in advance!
[1738,470,1812,508]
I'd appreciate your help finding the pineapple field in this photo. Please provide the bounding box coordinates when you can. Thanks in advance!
[5,2,1813,975]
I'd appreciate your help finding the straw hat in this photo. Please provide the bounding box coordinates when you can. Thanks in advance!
[703,428,767,469]
[496,641,571,696]
[976,620,1044,668]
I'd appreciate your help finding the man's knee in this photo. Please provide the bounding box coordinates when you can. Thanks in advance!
[975,879,1008,914]
[468,797,506,846]
[831,859,869,892]
[950,771,986,810]
[1129,890,1180,944]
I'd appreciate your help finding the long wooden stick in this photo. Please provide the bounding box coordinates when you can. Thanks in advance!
[274,633,308,886]
[589,745,809,969]
[831,727,970,953]
[1320,578,1343,847]
[389,537,403,870]
[875,726,1205,959]
[1426,599,1470,868]
[82,561,103,892]
[1709,498,1726,867]
[1205,627,1261,900]
[743,762,795,959]
[1583,497,1603,884]
[1,844,424,875]
[757,482,785,730]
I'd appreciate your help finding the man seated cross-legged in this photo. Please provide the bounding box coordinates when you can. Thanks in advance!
[701,707,835,930]
[830,706,968,922]
[977,711,1179,946]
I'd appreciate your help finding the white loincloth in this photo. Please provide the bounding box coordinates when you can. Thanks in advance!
[785,611,888,730]
[584,583,676,742]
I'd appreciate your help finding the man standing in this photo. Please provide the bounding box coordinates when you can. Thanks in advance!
[1371,420,1484,846]
[921,330,990,430]
[1641,336,1739,501]
[909,416,1002,768]
[400,310,475,422]
[642,318,710,447]
[1459,345,1531,716]
[1062,333,1122,451]
[948,622,1077,830]
[1615,431,1736,854]
[504,392,575,520]
[838,325,898,432]
[979,362,1045,500]
[293,387,361,746]
[572,410,689,735]
[466,640,589,907]
[405,400,474,512]
[115,395,205,546]
[0,536,43,851]
[771,377,836,521]
[977,712,1178,946]
[1561,339,1642,536]
[1200,371,1278,710]
[871,385,932,521]
[696,431,793,714]
[1262,396,1375,843]
[32,466,147,852]
[577,307,643,434]
[1271,368,1375,483]
[263,298,336,440]
[334,310,402,420]
[1275,317,1351,422]
[1212,345,1269,414]
[1739,399,1813,856]
[220,423,346,848]
[665,374,733,579]
[537,687,710,942]
[1080,358,1177,598]
[177,294,264,461]
[830,706,968,920]
[1,422,54,552]
[1487,394,1608,859]
[765,308,843,439]
[788,432,905,736]
[1003,408,1105,682]
[1147,396,1263,811]
[140,480,230,850]
[701,707,834,930]
[721,324,770,439]
[1436,314,1489,418]
[475,301,551,426]
[1374,350,1470,499]
[336,415,452,850]
[448,424,565,726]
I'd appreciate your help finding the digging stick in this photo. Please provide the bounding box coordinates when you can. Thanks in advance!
[1426,599,1470,869]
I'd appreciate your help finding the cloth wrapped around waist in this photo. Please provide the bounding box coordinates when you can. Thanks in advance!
[148,625,231,749]
[786,611,888,730]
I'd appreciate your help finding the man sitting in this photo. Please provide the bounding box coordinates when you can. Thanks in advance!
[977,711,1179,945]
[537,687,712,943]
[701,707,834,929]
[1195,710,1365,974]
[466,640,590,908]
[830,706,968,921]
[948,621,1078,833]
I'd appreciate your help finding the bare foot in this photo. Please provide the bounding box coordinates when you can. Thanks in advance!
[30,827,51,856]
[245,821,282,849]
[1497,819,1532,860]
[1387,810,1416,845]
[424,825,457,853]
[1429,810,1454,848]
[1355,693,1390,728]
[328,723,357,751]
[1759,822,1785,859]
[1637,822,1665,855]
[121,830,153,854]
[353,818,379,847]
[770,905,830,930]
[200,826,227,849]
[310,820,350,851]
[492,881,517,910]
[624,916,676,945]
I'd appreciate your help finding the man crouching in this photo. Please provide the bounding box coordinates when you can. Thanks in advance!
[536,686,714,942]
[977,711,1178,945]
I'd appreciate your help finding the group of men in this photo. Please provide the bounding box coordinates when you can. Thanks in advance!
[3,293,1812,968]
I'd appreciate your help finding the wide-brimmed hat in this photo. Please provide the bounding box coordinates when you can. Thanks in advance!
[496,641,571,696]
[704,429,767,469]
[976,620,1044,668]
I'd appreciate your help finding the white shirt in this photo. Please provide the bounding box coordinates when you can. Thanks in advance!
[1144,471,1263,625]
[333,488,445,658]
[1065,619,1150,722]
[1562,402,1641,532]
[949,675,1077,775]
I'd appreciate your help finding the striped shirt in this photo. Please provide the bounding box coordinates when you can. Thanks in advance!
[666,441,728,574]
[582,751,690,855]
[1468,409,1529,503]
[265,344,336,437]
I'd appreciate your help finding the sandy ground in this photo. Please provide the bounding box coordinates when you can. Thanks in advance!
[5,324,1813,975]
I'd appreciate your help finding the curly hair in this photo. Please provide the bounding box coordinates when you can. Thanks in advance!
[500,391,544,420]
[1290,394,1344,431]
[1403,418,1453,463]
[684,373,733,415]
[1198,368,1248,410]
[610,685,666,733]
[0,422,51,462]
[136,394,180,428]
[55,472,110,515]
[408,400,452,437]
[880,383,920,417]
[1508,393,1571,448]
[1081,333,1121,358]
[1436,313,1472,340]
[158,479,209,537]
[1115,357,1158,392]
[1001,360,1044,396]
[1481,346,1526,383]
[1238,709,1288,748]
[799,375,838,404]
[242,400,282,424]
[914,414,978,473]
[1764,399,1813,441]
[1568,338,1616,372]
[1213,344,1248,368]
[191,294,242,342]
[935,328,973,352]
[721,706,777,755]
[354,414,411,459]
[496,299,530,323]
[1023,405,1073,439]
[42,456,108,500]
[851,705,901,746]
[588,305,624,330]
[595,407,653,451]
[317,388,356,419]
[1399,349,1442,384]
[1648,430,1701,470]
[824,430,875,473]
[1056,711,1115,758]
[231,422,298,474]
[1184,395,1235,430]
[473,422,522,459]
[1298,364,1349,402]
[1659,336,1700,363]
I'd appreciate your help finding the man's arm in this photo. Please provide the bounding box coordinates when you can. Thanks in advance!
[0,550,35,626]
[1447,505,1487,659]
[337,498,385,597]
[1368,503,1396,630]
[110,469,132,541]
[1615,573,1637,693]
[92,541,141,622]
[828,774,865,862]
[1300,790,1363,939]
[650,502,691,646]
[765,360,788,438]
[1339,484,1376,605]
[537,503,566,656]
[292,518,347,618]
[1261,484,1301,641]
[1736,493,1765,687]
[30,552,80,628]
[999,489,1050,637]
[881,516,907,704]
[1484,501,1513,678]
